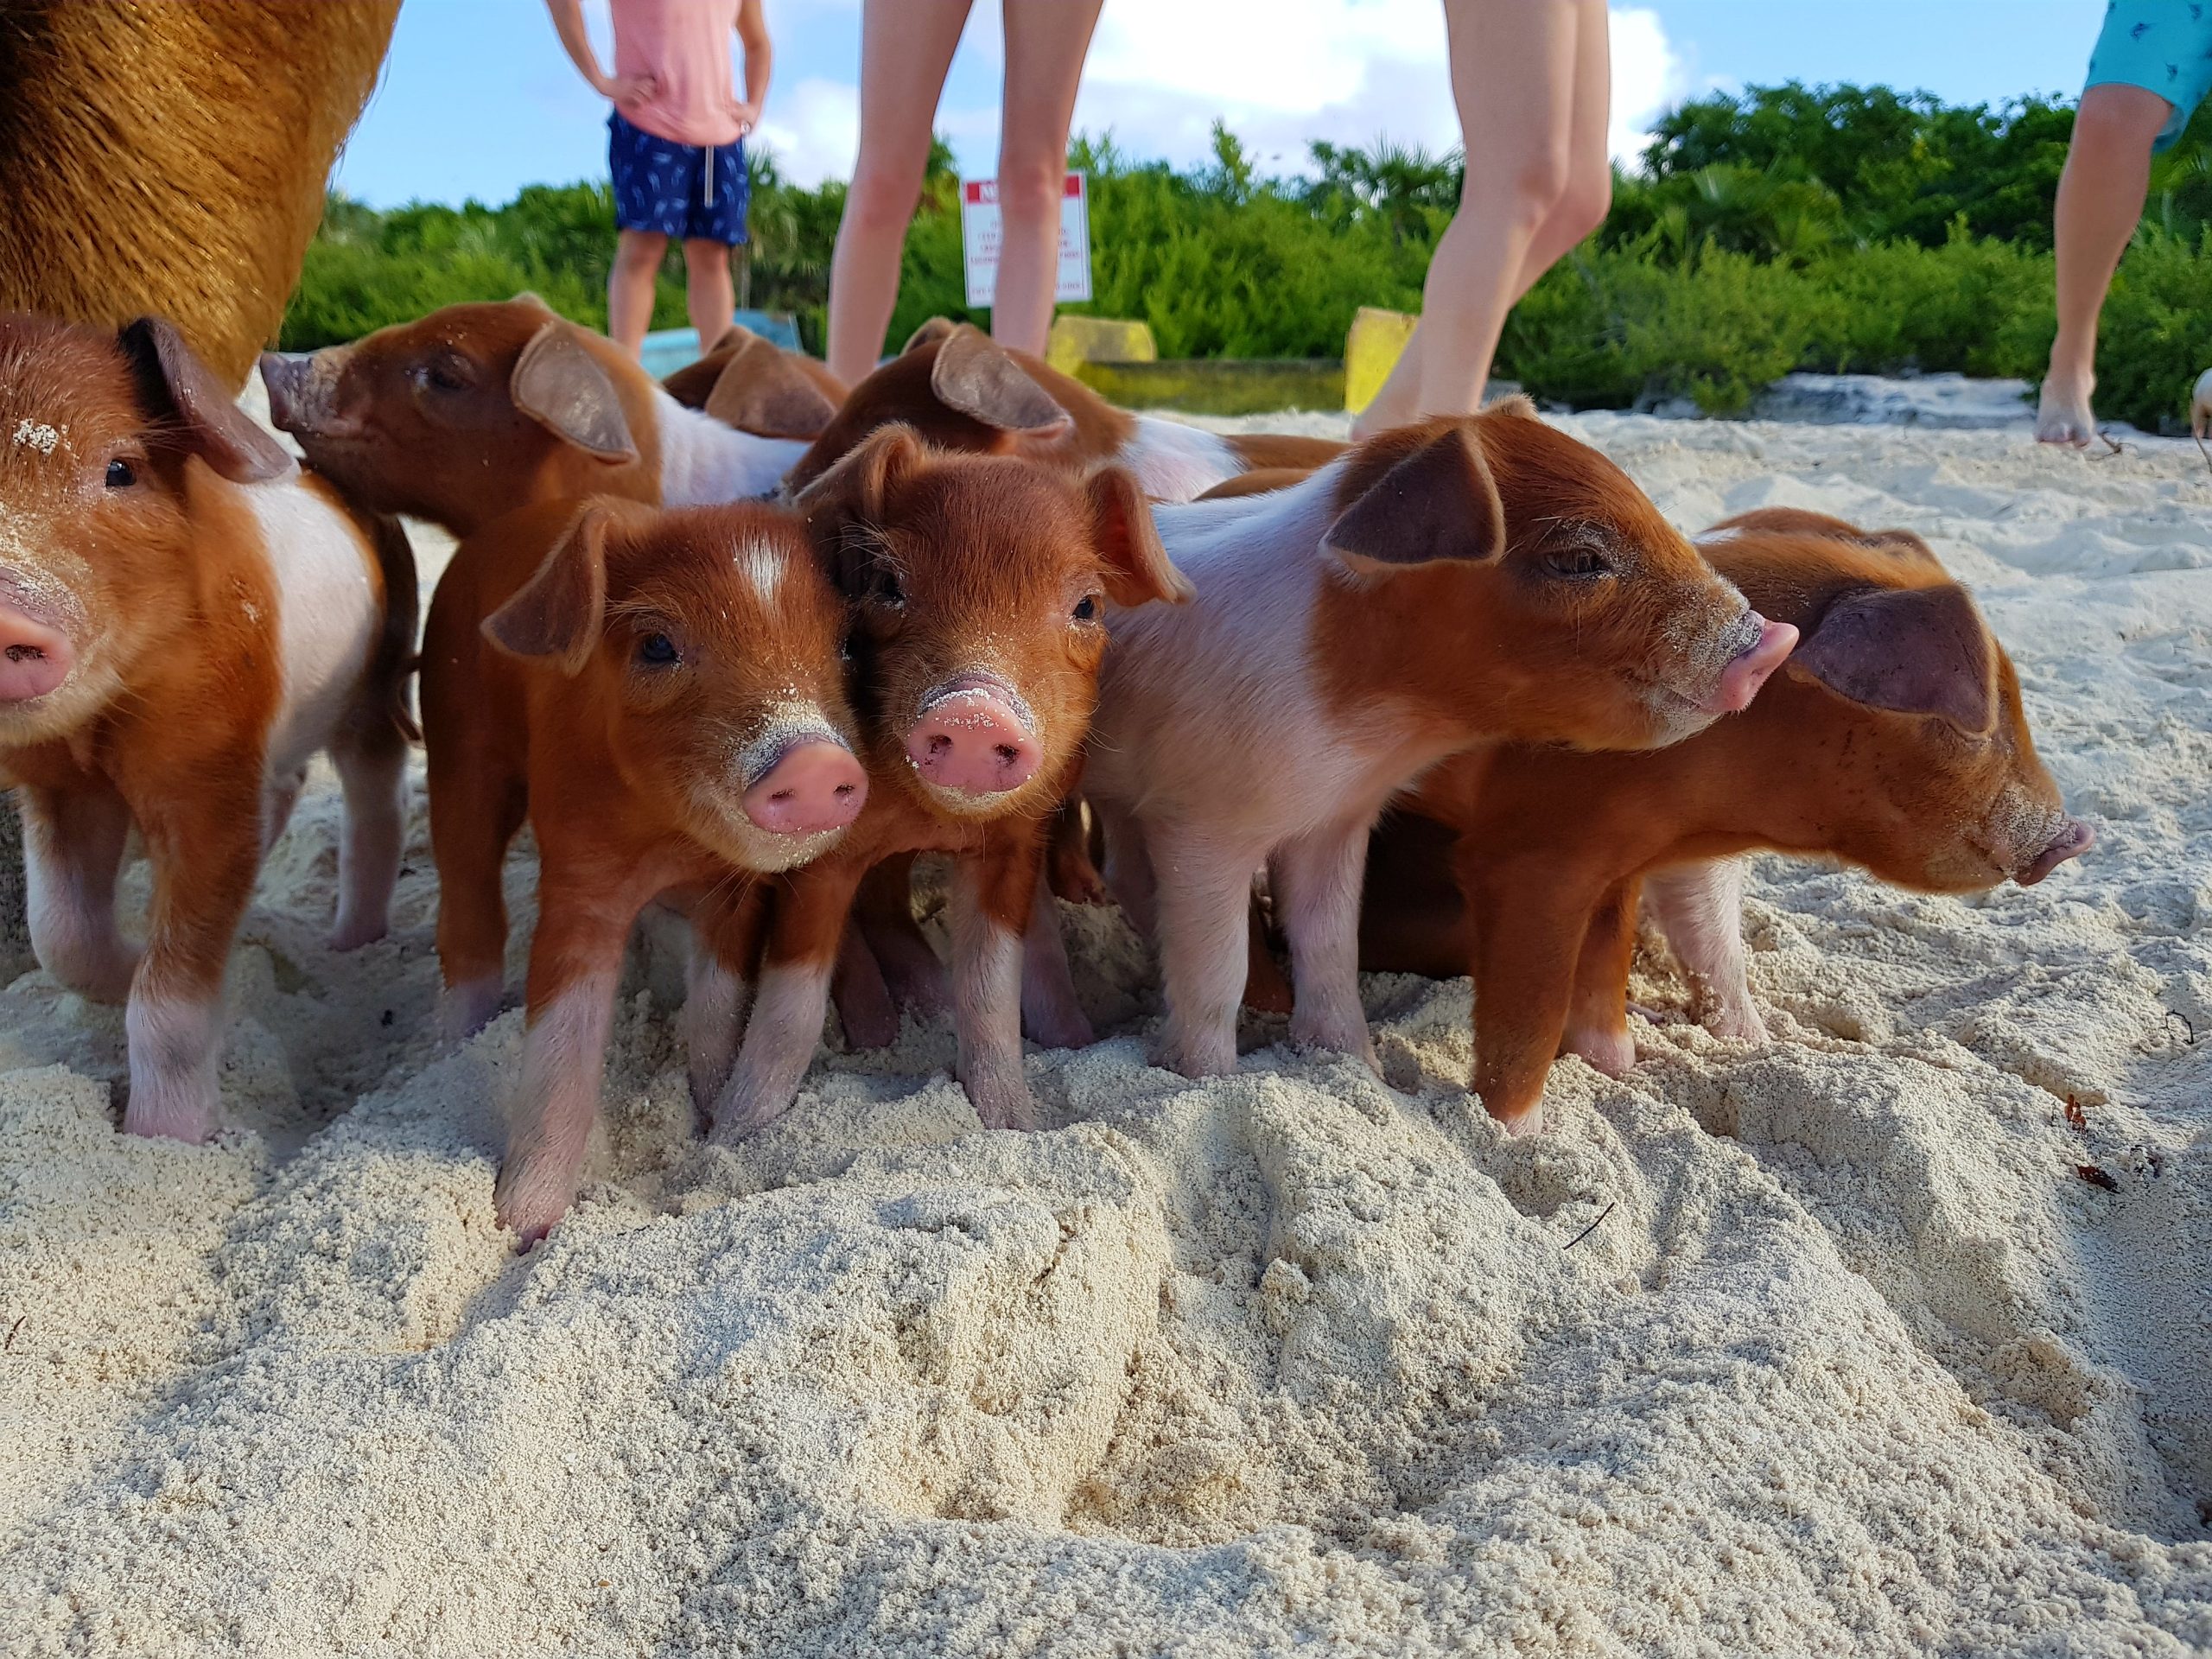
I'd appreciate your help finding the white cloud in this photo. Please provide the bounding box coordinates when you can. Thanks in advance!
[754,75,860,187]
[935,2,1688,181]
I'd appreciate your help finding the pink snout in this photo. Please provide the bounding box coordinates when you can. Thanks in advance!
[741,738,867,836]
[2018,817,2094,886]
[1702,615,1800,715]
[0,604,73,702]
[906,677,1040,797]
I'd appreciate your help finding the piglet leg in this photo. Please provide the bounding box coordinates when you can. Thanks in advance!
[328,727,408,951]
[1560,877,1640,1077]
[950,842,1039,1128]
[1272,819,1379,1072]
[17,784,139,1003]
[429,770,527,1042]
[709,859,863,1143]
[682,881,764,1116]
[124,779,265,1142]
[494,883,639,1245]
[1463,858,1608,1136]
[1148,830,1262,1079]
[852,855,949,1020]
[1644,859,1768,1044]
[1020,878,1093,1051]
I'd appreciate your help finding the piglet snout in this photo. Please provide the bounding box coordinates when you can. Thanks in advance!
[741,737,868,836]
[2018,817,2094,886]
[1702,614,1799,715]
[0,602,73,702]
[906,675,1040,797]
[258,351,357,438]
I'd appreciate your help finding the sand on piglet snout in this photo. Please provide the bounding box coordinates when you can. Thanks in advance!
[0,409,2207,1656]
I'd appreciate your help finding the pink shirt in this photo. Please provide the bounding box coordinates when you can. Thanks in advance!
[611,0,744,148]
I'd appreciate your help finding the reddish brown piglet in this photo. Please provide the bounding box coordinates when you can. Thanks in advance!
[1344,508,2093,1132]
[0,314,415,1142]
[258,297,843,538]
[703,426,1191,1142]
[785,321,1344,502]
[422,497,868,1241]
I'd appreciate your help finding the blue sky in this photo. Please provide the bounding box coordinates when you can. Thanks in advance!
[335,1,2107,207]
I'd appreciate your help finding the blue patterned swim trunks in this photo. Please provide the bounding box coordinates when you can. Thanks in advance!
[607,111,749,244]
[2086,0,2212,151]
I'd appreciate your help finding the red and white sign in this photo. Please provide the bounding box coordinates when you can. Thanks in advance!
[960,174,1092,309]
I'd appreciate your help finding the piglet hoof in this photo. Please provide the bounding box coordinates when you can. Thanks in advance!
[706,1091,790,1147]
[1023,1003,1094,1052]
[879,953,951,1021]
[1562,1023,1637,1078]
[833,980,901,1052]
[1703,1001,1770,1045]
[1486,1103,1546,1140]
[1289,1017,1381,1078]
[968,1078,1040,1132]
[1151,1028,1237,1082]
[120,1092,217,1145]
[327,912,390,953]
[438,978,505,1044]
[493,1158,575,1249]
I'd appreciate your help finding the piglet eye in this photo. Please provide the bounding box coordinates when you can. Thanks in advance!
[420,359,468,393]
[874,569,905,607]
[105,458,137,489]
[1547,545,1612,579]
[636,632,679,667]
[1071,594,1099,622]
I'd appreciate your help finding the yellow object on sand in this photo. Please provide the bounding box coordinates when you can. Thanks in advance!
[1046,315,1157,376]
[1344,306,1417,414]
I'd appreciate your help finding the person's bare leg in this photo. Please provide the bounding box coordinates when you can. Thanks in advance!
[824,0,973,385]
[991,0,1104,355]
[1351,0,1598,438]
[608,229,669,356]
[2039,84,2171,446]
[683,238,736,347]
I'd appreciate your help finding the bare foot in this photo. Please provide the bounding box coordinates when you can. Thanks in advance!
[2036,378,2097,447]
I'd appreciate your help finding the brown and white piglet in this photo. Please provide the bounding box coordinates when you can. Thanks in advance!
[1341,507,2092,1132]
[784,321,1344,502]
[0,314,415,1142]
[1067,403,1799,1083]
[703,425,1190,1142]
[259,297,845,538]
[422,496,866,1240]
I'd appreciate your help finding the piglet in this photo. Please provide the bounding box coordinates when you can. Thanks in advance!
[784,321,1344,502]
[259,297,845,538]
[703,426,1190,1141]
[422,496,868,1240]
[1344,507,2092,1130]
[0,314,416,1141]
[1071,403,1799,1084]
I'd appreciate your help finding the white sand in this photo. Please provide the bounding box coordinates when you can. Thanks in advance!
[1,412,2208,1656]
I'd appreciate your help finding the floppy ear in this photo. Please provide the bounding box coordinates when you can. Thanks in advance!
[482,503,613,674]
[701,334,842,439]
[1086,466,1192,607]
[510,322,639,463]
[1859,528,1943,567]
[118,315,294,483]
[792,423,931,595]
[930,326,1073,436]
[1321,425,1506,572]
[1789,582,1996,735]
[901,316,961,354]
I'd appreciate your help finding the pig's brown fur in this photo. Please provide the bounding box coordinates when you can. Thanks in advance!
[1344,513,2078,1129]
[0,2,398,388]
[785,324,1344,497]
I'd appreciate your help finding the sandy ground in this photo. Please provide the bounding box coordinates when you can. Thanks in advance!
[1,409,2208,1656]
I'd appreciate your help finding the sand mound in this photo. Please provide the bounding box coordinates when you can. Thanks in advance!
[1,415,2207,1655]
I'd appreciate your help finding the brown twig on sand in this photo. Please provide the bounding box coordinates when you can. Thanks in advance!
[2064,1094,2089,1135]
[2195,430,2212,479]
[2090,432,2137,461]
[3,1315,22,1352]
[1562,1201,1617,1251]
[2075,1165,2120,1192]
[2169,1010,2198,1047]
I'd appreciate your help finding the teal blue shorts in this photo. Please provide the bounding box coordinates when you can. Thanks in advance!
[2086,0,2212,151]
